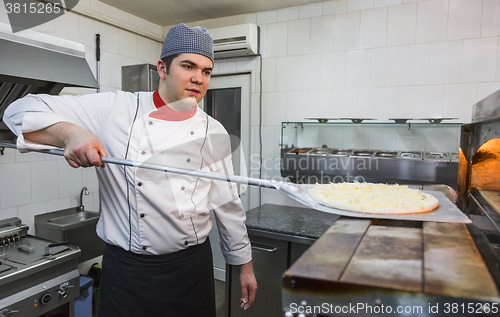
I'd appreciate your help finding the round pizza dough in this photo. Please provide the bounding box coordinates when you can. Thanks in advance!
[308,182,440,215]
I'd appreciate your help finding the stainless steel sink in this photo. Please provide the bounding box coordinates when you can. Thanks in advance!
[35,208,103,263]
[48,211,100,225]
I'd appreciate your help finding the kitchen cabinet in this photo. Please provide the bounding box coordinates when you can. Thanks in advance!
[225,204,339,317]
[289,242,311,265]
[227,234,289,317]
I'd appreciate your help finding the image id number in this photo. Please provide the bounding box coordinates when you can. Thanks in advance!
[5,2,61,14]
[443,303,498,314]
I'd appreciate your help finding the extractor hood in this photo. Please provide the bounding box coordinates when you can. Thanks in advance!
[0,24,98,139]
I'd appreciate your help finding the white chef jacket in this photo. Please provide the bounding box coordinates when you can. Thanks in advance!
[3,91,251,265]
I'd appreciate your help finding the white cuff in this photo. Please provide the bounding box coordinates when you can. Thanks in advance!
[221,241,252,265]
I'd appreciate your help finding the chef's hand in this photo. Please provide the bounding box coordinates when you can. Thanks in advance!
[24,122,108,168]
[62,126,108,168]
[239,260,257,310]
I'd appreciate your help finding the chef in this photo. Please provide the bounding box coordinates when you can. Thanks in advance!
[3,23,257,317]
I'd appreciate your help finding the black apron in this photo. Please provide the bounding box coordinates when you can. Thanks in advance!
[97,238,216,317]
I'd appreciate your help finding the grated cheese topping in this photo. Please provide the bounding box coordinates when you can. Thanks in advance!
[309,182,435,210]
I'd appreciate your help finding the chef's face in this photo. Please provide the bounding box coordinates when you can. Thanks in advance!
[162,53,213,105]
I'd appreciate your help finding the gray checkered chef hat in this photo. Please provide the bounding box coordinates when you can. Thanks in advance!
[160,23,214,63]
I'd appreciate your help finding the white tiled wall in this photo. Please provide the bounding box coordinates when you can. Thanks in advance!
[193,0,500,207]
[416,0,448,43]
[0,1,163,230]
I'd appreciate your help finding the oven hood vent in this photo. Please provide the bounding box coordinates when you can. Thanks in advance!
[0,29,98,137]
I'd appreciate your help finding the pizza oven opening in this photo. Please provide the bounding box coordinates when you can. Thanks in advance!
[470,139,500,193]
[458,138,500,196]
[458,138,500,231]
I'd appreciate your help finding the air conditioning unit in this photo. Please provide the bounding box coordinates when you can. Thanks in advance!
[209,23,259,59]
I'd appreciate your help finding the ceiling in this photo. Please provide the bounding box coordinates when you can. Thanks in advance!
[99,0,326,26]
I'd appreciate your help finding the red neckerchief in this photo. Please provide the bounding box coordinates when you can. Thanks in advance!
[149,89,197,121]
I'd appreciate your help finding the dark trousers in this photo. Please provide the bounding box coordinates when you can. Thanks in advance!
[97,239,216,317]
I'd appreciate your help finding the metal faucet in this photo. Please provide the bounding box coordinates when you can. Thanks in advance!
[79,187,89,211]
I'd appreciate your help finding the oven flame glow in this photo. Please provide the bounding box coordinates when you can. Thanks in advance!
[470,139,500,192]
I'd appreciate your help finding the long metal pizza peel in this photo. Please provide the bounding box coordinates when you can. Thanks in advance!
[0,141,471,223]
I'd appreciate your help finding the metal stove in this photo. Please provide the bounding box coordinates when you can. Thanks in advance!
[0,218,81,317]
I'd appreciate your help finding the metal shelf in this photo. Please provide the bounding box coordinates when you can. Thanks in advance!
[280,121,463,150]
